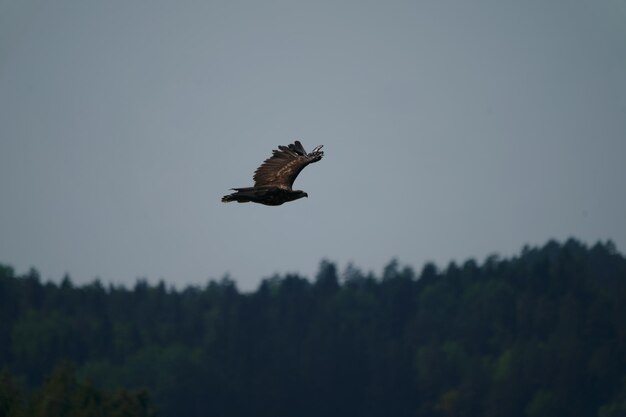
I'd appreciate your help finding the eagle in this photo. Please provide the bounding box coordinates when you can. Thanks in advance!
[222,140,324,206]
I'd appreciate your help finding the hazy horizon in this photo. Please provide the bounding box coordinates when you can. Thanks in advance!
[0,237,620,291]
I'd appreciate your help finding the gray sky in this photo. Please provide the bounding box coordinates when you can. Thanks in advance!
[1,0,625,290]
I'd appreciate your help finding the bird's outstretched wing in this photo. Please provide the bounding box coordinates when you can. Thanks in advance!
[253,141,324,189]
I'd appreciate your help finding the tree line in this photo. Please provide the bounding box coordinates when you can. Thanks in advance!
[1,238,625,417]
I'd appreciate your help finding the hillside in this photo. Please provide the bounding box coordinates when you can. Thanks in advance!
[1,239,625,417]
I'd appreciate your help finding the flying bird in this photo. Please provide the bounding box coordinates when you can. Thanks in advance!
[222,140,324,206]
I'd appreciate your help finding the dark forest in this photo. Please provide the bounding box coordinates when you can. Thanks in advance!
[1,239,625,417]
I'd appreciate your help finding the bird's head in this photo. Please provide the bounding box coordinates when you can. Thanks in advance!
[294,190,308,199]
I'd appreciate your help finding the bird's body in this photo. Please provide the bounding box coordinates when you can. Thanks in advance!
[222,141,324,206]
[221,186,308,206]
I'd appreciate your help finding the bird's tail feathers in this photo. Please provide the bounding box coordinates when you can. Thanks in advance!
[222,188,256,203]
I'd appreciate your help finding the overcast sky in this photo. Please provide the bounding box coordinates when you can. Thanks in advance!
[1,0,625,290]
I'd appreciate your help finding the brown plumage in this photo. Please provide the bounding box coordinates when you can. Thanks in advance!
[222,140,324,206]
